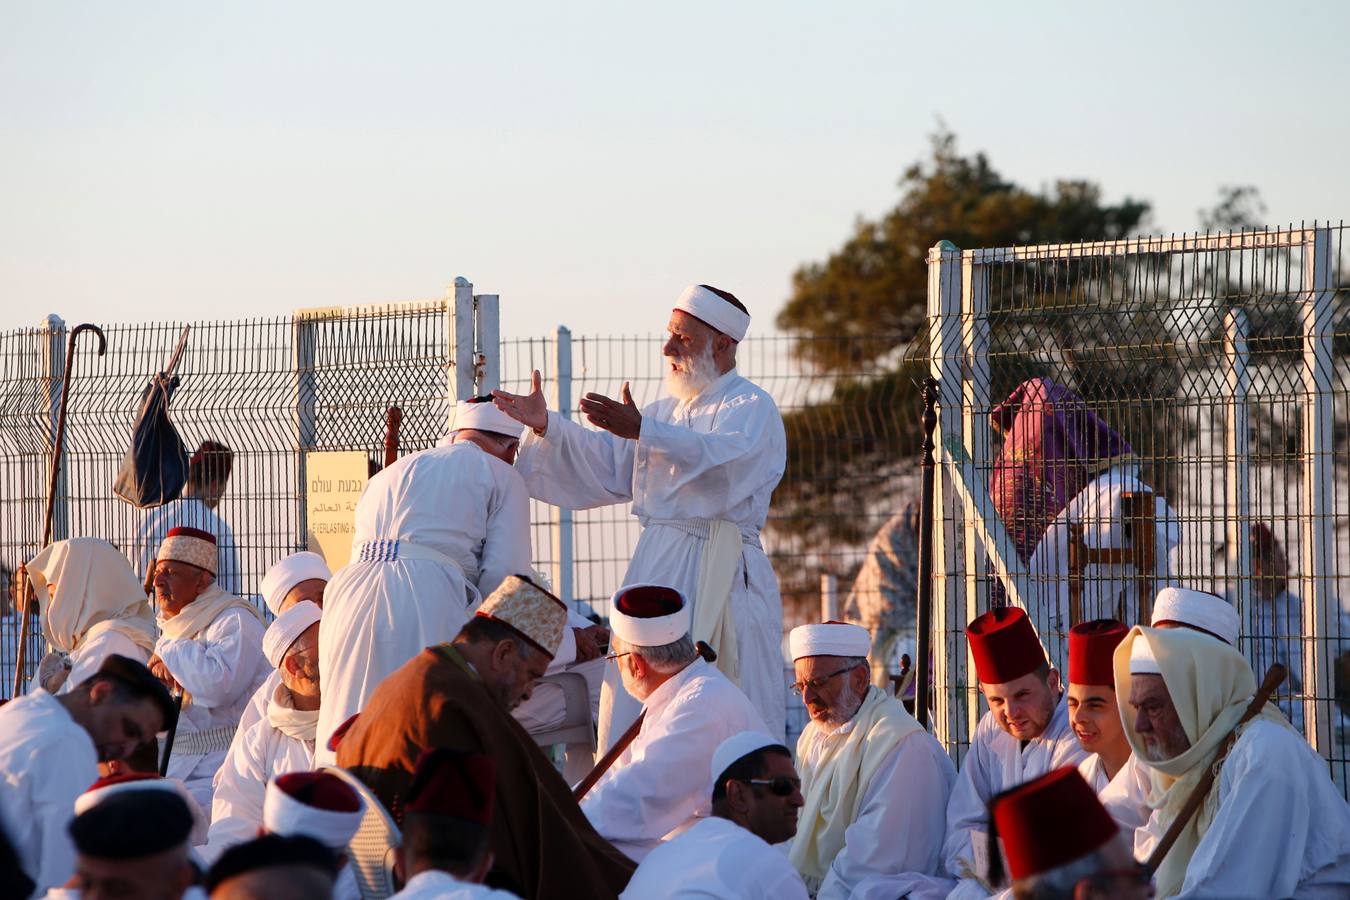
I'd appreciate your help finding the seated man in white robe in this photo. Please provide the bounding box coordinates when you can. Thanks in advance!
[65,777,199,900]
[492,284,788,746]
[0,654,174,896]
[1119,626,1350,897]
[622,732,808,899]
[148,527,268,811]
[785,621,954,899]
[261,771,365,900]
[317,398,533,763]
[579,584,768,862]
[208,600,324,858]
[988,767,1151,900]
[944,607,1087,899]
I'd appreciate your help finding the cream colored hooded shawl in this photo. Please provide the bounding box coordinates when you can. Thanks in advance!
[28,538,157,658]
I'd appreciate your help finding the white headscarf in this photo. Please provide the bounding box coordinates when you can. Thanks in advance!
[28,538,156,655]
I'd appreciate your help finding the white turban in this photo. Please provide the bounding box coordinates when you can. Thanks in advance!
[452,399,523,439]
[1150,587,1239,645]
[263,600,322,670]
[260,552,331,616]
[608,584,691,648]
[709,731,782,791]
[788,622,870,661]
[673,284,750,342]
[263,772,364,850]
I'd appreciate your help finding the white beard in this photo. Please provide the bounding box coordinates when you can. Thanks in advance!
[816,680,863,734]
[664,343,719,401]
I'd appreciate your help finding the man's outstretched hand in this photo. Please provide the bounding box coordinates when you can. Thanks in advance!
[579,382,641,440]
[492,369,549,433]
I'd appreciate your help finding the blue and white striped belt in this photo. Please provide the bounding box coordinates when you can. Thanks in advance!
[354,539,456,566]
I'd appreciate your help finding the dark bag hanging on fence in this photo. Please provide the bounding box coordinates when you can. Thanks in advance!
[113,373,190,508]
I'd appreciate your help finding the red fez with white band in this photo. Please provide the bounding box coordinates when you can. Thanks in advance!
[259,551,330,616]
[263,771,364,850]
[1150,586,1239,645]
[991,766,1119,881]
[609,584,691,647]
[157,526,218,575]
[788,621,870,661]
[453,397,523,439]
[405,748,497,825]
[263,600,322,670]
[966,606,1047,685]
[1067,619,1128,687]
[475,574,568,658]
[76,772,208,846]
[673,284,750,342]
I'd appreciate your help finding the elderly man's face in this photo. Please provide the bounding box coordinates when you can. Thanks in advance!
[1129,673,1191,761]
[152,560,212,617]
[281,623,322,701]
[793,656,868,731]
[982,668,1060,741]
[483,640,551,711]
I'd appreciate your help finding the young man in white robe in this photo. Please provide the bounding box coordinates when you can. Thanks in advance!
[0,654,174,896]
[944,606,1087,899]
[491,284,789,745]
[621,731,809,899]
[1119,625,1350,898]
[208,600,324,859]
[785,621,955,900]
[316,398,533,763]
[579,584,769,862]
[147,526,268,811]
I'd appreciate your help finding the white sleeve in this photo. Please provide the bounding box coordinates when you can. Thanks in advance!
[218,676,276,785]
[155,609,265,709]
[514,411,636,508]
[816,734,955,900]
[943,725,997,895]
[206,725,270,861]
[30,744,95,894]
[474,469,534,599]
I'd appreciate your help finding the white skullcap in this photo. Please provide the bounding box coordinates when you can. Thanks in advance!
[1150,587,1239,645]
[453,399,523,439]
[709,731,783,792]
[1129,635,1161,675]
[673,284,750,342]
[260,551,331,616]
[608,584,691,648]
[788,622,871,661]
[263,772,364,850]
[263,600,322,670]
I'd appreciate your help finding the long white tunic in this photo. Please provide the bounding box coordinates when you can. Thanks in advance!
[943,697,1087,898]
[135,497,243,596]
[220,668,283,774]
[798,721,956,900]
[316,442,532,764]
[1093,752,1152,840]
[1134,720,1350,898]
[392,870,521,898]
[620,815,809,899]
[156,606,268,811]
[580,657,768,862]
[0,690,98,897]
[514,368,788,744]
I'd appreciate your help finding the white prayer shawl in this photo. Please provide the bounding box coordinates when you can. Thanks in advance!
[391,870,522,899]
[0,690,98,896]
[28,539,156,670]
[580,658,768,862]
[155,589,268,811]
[620,815,809,900]
[943,696,1087,898]
[1025,465,1180,671]
[205,683,317,861]
[514,368,788,745]
[135,496,243,596]
[316,442,532,764]
[792,687,955,900]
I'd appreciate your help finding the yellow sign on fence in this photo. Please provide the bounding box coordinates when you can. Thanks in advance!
[304,451,368,570]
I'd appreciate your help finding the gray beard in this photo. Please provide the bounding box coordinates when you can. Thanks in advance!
[664,344,719,401]
[816,681,864,734]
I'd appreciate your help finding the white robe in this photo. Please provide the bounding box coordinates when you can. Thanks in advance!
[1094,752,1152,840]
[220,669,283,777]
[513,610,604,734]
[798,719,956,900]
[1135,720,1350,898]
[392,870,521,899]
[156,606,269,811]
[205,682,317,861]
[943,697,1087,899]
[316,442,532,764]
[0,690,98,897]
[620,815,809,899]
[135,497,243,596]
[1241,587,1350,734]
[580,657,768,862]
[514,368,788,744]
[58,628,151,694]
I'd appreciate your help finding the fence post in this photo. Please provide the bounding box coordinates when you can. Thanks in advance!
[475,293,501,394]
[293,316,317,551]
[40,314,70,544]
[1299,227,1335,758]
[550,325,575,603]
[961,258,998,657]
[819,573,839,621]
[1223,309,1252,644]
[448,278,476,420]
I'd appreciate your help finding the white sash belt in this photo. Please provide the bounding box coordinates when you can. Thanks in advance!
[643,517,762,551]
[162,725,235,758]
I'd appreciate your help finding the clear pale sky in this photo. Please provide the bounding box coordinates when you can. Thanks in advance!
[2,1,1347,339]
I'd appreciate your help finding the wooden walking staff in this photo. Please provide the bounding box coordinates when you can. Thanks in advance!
[915,377,939,728]
[1143,663,1288,877]
[12,324,107,698]
[383,406,403,468]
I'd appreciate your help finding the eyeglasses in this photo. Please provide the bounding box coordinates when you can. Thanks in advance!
[789,665,855,696]
[604,651,632,662]
[738,776,801,797]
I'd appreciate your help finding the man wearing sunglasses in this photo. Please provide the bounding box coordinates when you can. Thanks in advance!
[620,731,808,898]
[785,621,955,899]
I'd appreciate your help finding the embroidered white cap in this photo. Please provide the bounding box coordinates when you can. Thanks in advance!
[673,284,750,342]
[1150,587,1239,645]
[788,621,871,661]
[262,600,322,670]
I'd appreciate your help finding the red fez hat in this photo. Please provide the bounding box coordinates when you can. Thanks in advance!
[165,525,216,544]
[615,585,684,617]
[967,606,1046,684]
[1068,619,1128,687]
[991,766,1118,881]
[404,748,497,826]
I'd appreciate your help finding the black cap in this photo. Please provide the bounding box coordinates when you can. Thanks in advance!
[95,654,177,733]
[205,834,339,893]
[69,790,193,859]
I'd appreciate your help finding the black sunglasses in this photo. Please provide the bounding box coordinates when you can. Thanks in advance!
[737,776,801,797]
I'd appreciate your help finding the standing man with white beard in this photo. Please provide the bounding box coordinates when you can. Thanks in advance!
[491,284,788,744]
